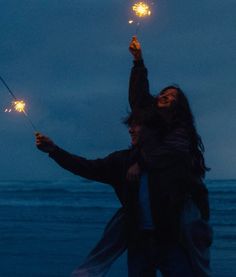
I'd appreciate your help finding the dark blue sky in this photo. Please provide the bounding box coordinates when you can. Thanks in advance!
[0,0,235,180]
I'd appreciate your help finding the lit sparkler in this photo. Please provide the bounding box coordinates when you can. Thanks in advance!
[13,100,26,112]
[5,100,26,113]
[132,2,151,18]
[129,1,153,35]
[0,75,37,132]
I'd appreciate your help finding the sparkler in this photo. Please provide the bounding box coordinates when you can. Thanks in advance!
[132,2,151,17]
[129,1,153,35]
[13,100,26,112]
[5,100,26,113]
[0,75,37,132]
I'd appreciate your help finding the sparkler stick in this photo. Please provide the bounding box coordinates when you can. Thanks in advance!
[0,75,37,132]
[135,23,141,36]
[0,75,17,100]
[22,107,37,132]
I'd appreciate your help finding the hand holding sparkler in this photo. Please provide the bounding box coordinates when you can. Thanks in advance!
[129,36,142,61]
[35,133,57,153]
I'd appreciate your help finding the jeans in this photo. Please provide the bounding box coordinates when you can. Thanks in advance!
[128,231,194,277]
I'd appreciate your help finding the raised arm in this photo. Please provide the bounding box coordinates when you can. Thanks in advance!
[129,36,154,110]
[35,133,122,186]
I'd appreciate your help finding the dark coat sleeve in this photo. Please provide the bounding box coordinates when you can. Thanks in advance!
[49,147,125,187]
[129,59,154,110]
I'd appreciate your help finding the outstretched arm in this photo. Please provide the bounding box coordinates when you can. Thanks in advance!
[128,36,154,110]
[35,133,122,186]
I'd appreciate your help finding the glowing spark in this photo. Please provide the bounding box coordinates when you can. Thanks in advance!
[132,2,151,18]
[129,20,134,24]
[5,100,26,113]
[13,100,26,113]
[0,76,37,132]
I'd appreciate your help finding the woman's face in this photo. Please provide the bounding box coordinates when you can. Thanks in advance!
[157,88,178,108]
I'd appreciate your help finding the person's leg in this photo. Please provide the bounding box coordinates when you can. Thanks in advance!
[128,232,157,277]
[159,244,194,277]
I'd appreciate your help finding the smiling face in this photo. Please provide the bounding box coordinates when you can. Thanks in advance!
[157,88,178,108]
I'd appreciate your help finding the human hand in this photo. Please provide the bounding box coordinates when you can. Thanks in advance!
[35,132,57,153]
[126,162,141,182]
[129,36,142,61]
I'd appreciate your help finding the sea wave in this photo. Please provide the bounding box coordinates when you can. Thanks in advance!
[0,188,114,195]
[0,199,120,208]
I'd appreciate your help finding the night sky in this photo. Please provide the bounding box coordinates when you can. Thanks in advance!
[0,0,235,180]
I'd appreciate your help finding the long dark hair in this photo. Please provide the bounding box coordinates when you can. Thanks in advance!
[159,85,210,178]
[123,85,209,178]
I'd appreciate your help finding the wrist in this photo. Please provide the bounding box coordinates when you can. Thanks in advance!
[134,57,142,62]
[133,58,144,67]
[48,145,59,154]
[134,52,142,61]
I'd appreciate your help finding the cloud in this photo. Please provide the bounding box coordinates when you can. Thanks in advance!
[0,0,235,179]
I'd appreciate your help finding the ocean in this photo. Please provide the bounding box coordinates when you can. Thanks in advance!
[0,179,235,277]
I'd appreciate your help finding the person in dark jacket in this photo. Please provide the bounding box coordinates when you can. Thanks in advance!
[124,36,212,276]
[35,37,212,277]
[127,36,210,223]
[35,126,193,277]
[35,117,211,277]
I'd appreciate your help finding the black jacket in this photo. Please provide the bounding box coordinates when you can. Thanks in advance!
[49,145,198,243]
[128,58,210,223]
[49,59,209,243]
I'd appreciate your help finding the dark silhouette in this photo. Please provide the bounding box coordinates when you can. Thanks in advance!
[35,36,212,276]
